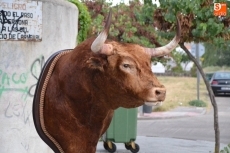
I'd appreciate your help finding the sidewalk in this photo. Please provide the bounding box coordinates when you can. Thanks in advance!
[96,106,228,153]
[138,106,207,120]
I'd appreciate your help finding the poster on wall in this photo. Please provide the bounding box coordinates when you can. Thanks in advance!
[0,0,42,41]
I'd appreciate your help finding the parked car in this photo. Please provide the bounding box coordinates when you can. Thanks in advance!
[210,71,230,96]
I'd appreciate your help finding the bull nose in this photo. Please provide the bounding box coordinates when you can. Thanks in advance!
[154,87,166,101]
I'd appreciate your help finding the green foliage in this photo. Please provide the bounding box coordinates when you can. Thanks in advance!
[202,41,230,67]
[68,0,91,43]
[169,50,191,72]
[202,43,219,67]
[83,0,164,47]
[154,0,230,44]
[144,0,153,5]
[190,64,197,77]
[209,144,230,153]
[171,65,183,73]
[171,51,182,65]
[81,0,230,46]
[181,52,190,63]
[189,100,207,107]
[220,144,230,153]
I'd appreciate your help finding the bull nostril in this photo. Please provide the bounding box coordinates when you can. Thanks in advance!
[154,88,166,101]
[155,90,161,96]
[155,89,166,96]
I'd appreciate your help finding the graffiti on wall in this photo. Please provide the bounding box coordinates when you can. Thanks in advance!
[29,55,45,97]
[0,55,45,98]
[0,70,28,98]
[0,55,45,125]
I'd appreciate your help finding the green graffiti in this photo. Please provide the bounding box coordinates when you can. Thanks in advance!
[0,85,29,100]
[1,72,10,85]
[0,70,28,85]
[0,69,29,99]
[12,73,27,84]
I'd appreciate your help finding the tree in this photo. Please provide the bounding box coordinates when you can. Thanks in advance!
[153,1,230,152]
[181,52,190,70]
[203,43,220,67]
[203,41,230,67]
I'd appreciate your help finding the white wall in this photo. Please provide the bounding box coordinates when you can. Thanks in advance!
[0,0,78,152]
[151,62,165,73]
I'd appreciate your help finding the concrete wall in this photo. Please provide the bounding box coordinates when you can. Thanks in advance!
[0,0,78,152]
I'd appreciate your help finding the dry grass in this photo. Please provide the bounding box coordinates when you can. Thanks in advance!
[154,76,210,111]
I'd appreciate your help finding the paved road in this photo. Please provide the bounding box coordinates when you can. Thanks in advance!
[97,96,230,152]
[137,96,230,144]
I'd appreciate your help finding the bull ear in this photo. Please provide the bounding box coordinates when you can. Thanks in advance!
[86,57,106,72]
[91,10,113,54]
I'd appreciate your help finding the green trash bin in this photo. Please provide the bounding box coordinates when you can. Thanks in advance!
[102,107,140,153]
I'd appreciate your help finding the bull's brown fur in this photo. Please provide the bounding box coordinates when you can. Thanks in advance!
[44,37,166,152]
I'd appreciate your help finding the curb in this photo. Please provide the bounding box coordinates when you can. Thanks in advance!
[137,107,207,120]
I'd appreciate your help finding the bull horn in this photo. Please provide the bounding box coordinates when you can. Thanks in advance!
[144,17,181,57]
[91,10,112,53]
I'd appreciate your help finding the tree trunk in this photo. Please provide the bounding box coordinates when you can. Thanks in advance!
[179,42,220,153]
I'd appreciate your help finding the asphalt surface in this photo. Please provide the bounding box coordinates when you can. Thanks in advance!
[96,106,228,153]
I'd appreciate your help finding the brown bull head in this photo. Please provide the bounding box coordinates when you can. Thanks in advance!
[90,10,181,106]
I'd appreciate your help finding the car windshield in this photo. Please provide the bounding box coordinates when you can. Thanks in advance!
[214,72,230,79]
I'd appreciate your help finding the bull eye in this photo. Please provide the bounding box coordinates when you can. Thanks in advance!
[123,64,130,68]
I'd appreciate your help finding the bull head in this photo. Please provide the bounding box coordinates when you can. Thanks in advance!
[90,10,181,107]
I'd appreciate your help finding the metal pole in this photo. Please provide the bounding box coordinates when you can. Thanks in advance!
[195,43,200,100]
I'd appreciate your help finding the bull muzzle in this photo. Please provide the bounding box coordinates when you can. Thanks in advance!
[154,87,166,101]
[145,87,166,106]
